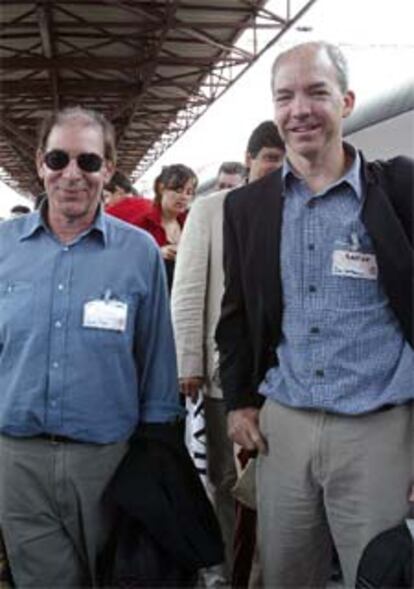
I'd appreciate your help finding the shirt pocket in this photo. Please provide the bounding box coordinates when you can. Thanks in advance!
[0,281,35,343]
[324,271,385,310]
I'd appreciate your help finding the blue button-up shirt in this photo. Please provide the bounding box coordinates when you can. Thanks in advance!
[0,208,182,443]
[259,147,414,414]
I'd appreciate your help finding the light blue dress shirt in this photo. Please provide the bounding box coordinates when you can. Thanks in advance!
[259,147,414,414]
[0,207,182,443]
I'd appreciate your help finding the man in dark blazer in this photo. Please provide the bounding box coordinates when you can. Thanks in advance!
[216,40,414,588]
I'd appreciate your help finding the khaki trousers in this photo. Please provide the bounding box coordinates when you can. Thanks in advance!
[0,435,127,588]
[204,396,237,577]
[257,400,413,588]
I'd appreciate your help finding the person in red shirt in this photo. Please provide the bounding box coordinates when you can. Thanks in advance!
[104,171,152,224]
[137,164,197,290]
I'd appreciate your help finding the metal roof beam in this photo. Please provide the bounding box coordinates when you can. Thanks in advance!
[53,3,154,53]
[0,55,248,69]
[1,21,282,31]
[0,128,37,173]
[114,1,180,139]
[0,40,43,58]
[0,6,36,33]
[0,121,37,171]
[1,0,250,9]
[0,79,141,95]
[175,22,254,60]
[97,0,162,23]
[36,2,60,111]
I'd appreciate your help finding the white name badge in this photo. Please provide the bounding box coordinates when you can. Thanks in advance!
[332,249,378,280]
[83,300,128,332]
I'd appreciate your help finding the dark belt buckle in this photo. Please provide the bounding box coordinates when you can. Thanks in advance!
[39,433,72,444]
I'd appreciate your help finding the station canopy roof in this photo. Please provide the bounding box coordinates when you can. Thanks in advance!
[0,0,316,196]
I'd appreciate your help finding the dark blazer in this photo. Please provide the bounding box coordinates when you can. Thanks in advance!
[216,154,414,411]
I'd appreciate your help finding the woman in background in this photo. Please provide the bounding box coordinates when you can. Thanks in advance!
[137,164,197,290]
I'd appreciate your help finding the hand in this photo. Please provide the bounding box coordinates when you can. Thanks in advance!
[179,377,204,403]
[160,244,177,261]
[227,407,267,454]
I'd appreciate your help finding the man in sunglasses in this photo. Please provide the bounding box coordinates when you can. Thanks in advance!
[0,106,183,587]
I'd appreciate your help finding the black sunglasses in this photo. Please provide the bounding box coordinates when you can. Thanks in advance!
[44,149,104,173]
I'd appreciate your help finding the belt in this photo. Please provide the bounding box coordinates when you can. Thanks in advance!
[348,402,408,416]
[306,402,404,418]
[35,433,80,444]
[375,403,398,413]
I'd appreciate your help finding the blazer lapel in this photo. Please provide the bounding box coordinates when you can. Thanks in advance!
[362,159,413,345]
[362,159,411,264]
[259,172,284,335]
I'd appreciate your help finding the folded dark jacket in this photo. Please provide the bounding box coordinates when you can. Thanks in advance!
[103,421,224,586]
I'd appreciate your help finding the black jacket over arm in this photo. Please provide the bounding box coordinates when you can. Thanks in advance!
[215,154,414,412]
[101,422,224,587]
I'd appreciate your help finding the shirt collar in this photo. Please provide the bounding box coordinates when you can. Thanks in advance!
[93,206,108,244]
[342,143,362,200]
[282,142,362,201]
[19,200,107,245]
[281,158,296,186]
[19,209,45,241]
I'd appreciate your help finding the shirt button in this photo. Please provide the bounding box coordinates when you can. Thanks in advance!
[309,285,317,293]
[63,246,69,252]
[310,326,320,334]
[315,369,325,378]
[52,361,59,369]
[50,400,57,407]
[58,284,64,291]
[55,320,62,328]
[308,243,315,251]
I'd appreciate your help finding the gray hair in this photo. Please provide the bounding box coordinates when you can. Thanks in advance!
[37,106,117,164]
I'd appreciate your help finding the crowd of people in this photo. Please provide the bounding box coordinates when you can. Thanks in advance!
[0,40,413,589]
